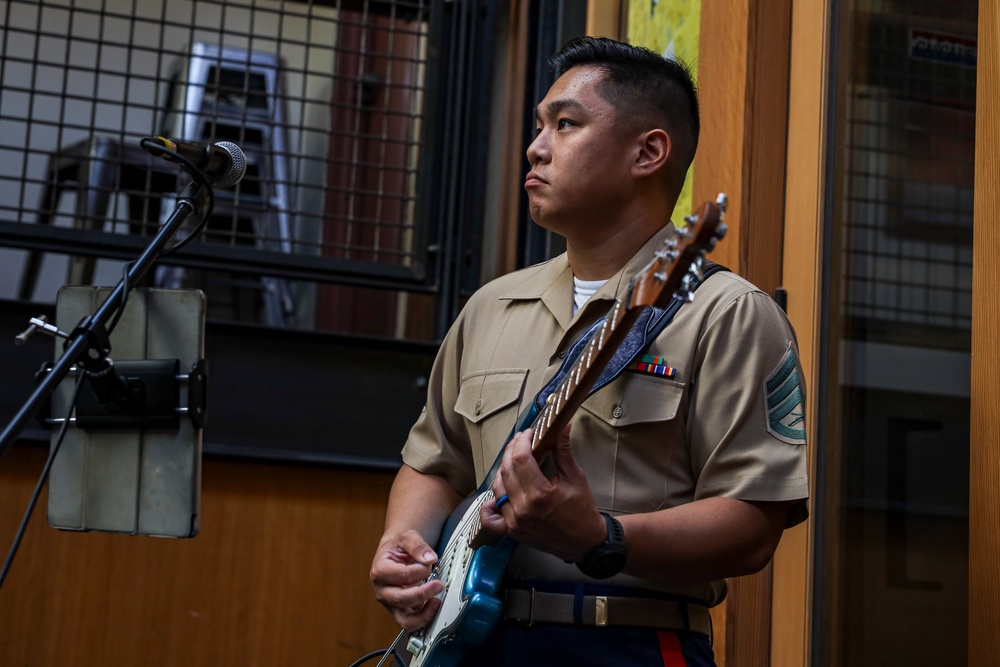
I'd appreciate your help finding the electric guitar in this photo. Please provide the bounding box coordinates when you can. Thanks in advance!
[384,195,728,667]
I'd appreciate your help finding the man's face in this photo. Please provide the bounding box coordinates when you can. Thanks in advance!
[524,65,635,237]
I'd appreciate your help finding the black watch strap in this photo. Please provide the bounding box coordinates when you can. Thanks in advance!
[576,512,628,579]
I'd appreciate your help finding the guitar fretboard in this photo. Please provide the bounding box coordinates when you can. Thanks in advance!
[404,197,725,667]
[528,298,638,456]
[458,202,723,550]
[463,300,639,549]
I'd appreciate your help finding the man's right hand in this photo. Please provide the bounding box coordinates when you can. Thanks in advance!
[370,529,444,631]
[372,464,463,631]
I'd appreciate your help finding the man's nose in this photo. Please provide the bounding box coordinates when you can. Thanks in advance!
[526,132,548,165]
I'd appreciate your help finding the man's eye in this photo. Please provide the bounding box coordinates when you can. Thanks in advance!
[557,119,572,129]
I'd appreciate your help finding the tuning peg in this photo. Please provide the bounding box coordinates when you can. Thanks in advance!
[655,248,679,264]
[656,238,671,253]
[716,193,728,211]
[695,258,705,280]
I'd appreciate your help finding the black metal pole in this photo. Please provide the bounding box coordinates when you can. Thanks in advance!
[0,180,210,461]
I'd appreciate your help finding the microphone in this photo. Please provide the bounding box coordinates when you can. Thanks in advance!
[144,136,247,187]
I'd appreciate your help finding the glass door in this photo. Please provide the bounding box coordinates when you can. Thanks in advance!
[815,0,977,664]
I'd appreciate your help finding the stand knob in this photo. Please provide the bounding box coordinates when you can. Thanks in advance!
[15,315,69,345]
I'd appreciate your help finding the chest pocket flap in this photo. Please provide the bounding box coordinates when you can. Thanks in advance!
[581,374,685,426]
[455,369,529,424]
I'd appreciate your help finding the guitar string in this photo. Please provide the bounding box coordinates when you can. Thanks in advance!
[428,282,663,589]
[414,219,717,656]
[414,306,608,633]
[431,307,615,578]
[417,330,598,642]
[431,233,687,576]
[412,213,721,656]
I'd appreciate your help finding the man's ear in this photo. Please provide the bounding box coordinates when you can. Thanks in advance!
[632,129,670,178]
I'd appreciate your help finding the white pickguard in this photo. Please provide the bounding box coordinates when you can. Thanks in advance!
[406,493,487,666]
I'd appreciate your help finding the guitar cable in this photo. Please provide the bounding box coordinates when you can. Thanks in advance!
[346,646,405,667]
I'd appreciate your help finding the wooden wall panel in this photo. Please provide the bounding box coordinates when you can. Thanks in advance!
[495,0,533,278]
[0,444,400,666]
[689,8,746,658]
[771,0,830,663]
[741,0,793,299]
[970,1,1000,662]
[696,1,805,665]
[693,0,749,276]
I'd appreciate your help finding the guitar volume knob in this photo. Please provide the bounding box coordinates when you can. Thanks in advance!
[407,636,426,654]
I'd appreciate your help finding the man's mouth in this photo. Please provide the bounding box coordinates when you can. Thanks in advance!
[524,172,547,187]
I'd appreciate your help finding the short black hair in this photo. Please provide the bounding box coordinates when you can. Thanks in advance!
[550,36,700,174]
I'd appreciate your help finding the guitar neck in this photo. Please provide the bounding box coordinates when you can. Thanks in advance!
[528,299,642,458]
[526,197,726,458]
[433,198,724,624]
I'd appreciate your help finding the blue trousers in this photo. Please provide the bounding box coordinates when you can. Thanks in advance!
[462,623,716,666]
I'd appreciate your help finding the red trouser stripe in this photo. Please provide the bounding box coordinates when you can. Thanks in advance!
[657,631,687,667]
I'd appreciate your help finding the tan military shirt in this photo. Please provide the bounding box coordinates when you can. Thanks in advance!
[402,224,809,607]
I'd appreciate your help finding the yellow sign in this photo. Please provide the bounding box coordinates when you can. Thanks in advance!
[627,0,702,224]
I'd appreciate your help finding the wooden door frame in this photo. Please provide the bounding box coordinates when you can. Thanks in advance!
[771,0,831,664]
[970,1,1000,661]
[694,1,825,665]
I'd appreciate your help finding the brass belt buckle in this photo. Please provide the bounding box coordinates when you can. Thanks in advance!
[595,596,609,627]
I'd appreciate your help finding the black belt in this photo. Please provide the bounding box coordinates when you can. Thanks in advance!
[502,587,712,637]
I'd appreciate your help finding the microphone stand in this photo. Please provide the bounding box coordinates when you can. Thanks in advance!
[0,179,211,461]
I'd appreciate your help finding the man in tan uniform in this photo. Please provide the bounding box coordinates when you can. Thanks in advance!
[370,36,808,666]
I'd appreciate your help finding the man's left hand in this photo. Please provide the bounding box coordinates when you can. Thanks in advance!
[480,425,607,562]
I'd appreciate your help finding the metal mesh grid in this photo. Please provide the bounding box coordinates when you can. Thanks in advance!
[842,4,976,333]
[0,0,434,295]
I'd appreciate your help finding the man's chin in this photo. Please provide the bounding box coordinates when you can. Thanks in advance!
[528,208,568,234]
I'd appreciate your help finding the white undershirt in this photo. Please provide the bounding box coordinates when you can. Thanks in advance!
[573,276,609,315]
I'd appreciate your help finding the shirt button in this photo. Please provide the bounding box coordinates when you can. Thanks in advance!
[557,349,567,359]
[612,405,624,419]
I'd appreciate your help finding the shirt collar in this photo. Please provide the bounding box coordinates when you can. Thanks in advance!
[498,221,679,330]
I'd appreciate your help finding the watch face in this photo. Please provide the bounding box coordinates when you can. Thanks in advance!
[586,550,627,579]
[578,513,627,579]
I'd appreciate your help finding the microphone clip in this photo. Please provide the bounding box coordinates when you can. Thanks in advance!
[68,316,149,424]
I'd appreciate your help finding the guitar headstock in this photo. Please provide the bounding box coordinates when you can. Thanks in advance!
[628,193,728,311]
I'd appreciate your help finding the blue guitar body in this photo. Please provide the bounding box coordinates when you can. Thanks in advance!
[406,536,516,666]
[405,406,537,667]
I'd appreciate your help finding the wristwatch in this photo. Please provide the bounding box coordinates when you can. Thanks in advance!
[575,512,628,579]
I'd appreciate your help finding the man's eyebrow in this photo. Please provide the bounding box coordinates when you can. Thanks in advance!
[534,98,586,121]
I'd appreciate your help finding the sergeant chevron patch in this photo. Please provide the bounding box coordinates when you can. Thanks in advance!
[763,349,806,445]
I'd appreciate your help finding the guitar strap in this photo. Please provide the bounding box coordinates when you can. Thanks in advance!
[477,261,728,491]
[532,261,729,413]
